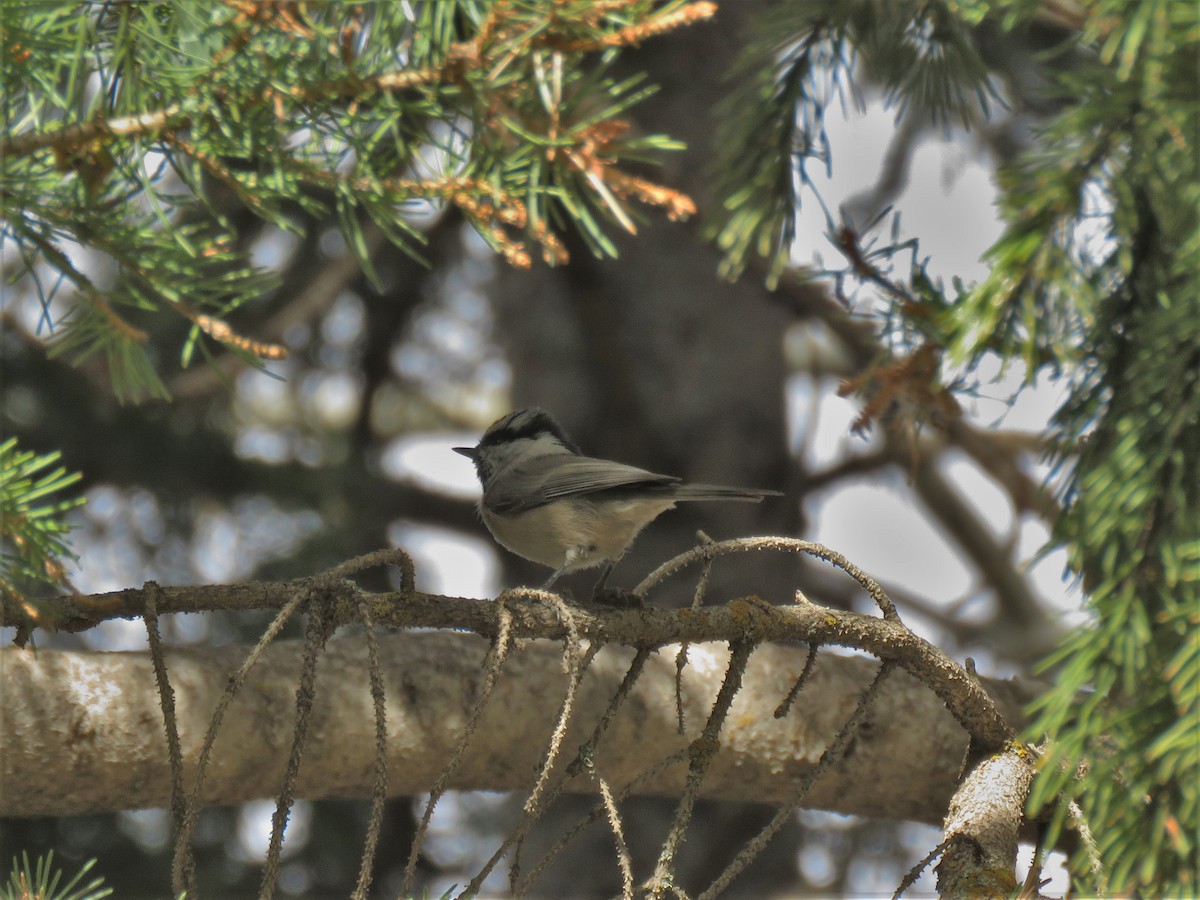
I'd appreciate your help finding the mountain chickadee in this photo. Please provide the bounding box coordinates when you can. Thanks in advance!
[454,408,782,593]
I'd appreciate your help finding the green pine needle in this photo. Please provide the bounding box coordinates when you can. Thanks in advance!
[0,438,85,603]
[3,851,112,900]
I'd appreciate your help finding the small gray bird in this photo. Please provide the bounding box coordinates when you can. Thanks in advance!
[454,408,781,593]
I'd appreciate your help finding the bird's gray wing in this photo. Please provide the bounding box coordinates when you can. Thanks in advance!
[484,456,679,513]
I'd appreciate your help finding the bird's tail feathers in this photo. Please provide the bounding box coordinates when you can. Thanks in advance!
[671,483,782,503]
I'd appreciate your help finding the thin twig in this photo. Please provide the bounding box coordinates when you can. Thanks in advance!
[351,597,389,900]
[510,638,601,893]
[326,547,416,592]
[171,588,308,893]
[697,661,898,900]
[593,766,635,900]
[404,602,515,896]
[646,642,756,898]
[260,597,336,899]
[672,645,689,736]
[524,638,600,816]
[505,647,654,897]
[143,587,187,897]
[674,532,717,733]
[1068,799,1106,894]
[774,642,820,719]
[892,835,954,899]
[1016,821,1048,900]
[635,536,901,622]
[515,747,694,895]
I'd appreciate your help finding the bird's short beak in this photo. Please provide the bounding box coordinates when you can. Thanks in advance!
[453,446,478,460]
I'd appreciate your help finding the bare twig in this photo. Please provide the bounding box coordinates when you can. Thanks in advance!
[507,647,653,896]
[673,532,717,733]
[404,601,515,896]
[774,641,820,719]
[1016,821,1049,900]
[646,641,756,898]
[593,765,635,900]
[260,597,337,899]
[171,586,308,894]
[516,747,694,896]
[1068,799,1106,894]
[351,596,389,900]
[893,835,954,899]
[698,661,898,900]
[524,638,600,817]
[635,536,901,622]
[142,586,186,886]
[509,638,601,894]
[471,645,654,897]
[323,547,416,589]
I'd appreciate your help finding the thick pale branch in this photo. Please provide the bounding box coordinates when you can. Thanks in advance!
[936,744,1037,897]
[0,635,1030,821]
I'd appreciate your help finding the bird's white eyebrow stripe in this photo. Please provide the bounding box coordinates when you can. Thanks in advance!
[478,409,578,452]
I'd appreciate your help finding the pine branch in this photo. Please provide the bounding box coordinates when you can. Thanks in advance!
[2,0,709,403]
[0,439,84,612]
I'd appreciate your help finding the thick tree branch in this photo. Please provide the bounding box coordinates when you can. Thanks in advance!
[936,744,1037,897]
[5,573,1015,749]
[0,635,1030,823]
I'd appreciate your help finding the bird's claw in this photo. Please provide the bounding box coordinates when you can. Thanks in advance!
[591,586,645,609]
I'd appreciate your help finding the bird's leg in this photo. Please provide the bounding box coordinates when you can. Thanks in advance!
[542,544,592,591]
[541,564,570,591]
[591,561,614,594]
[590,560,643,608]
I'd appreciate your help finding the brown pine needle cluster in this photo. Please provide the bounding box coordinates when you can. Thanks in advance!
[607,169,696,222]
[553,2,717,52]
[562,119,696,236]
[192,315,289,361]
[839,344,963,437]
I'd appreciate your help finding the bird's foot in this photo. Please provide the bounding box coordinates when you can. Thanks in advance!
[591,586,644,609]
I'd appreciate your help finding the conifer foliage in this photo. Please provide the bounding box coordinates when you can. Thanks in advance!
[2,0,706,397]
[713,1,1198,893]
